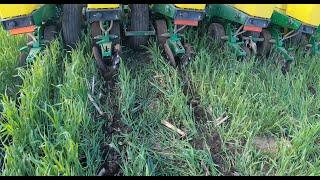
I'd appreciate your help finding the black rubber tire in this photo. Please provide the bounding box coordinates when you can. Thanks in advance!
[44,25,57,42]
[93,45,117,80]
[62,4,84,48]
[181,43,194,66]
[91,21,101,46]
[164,42,176,67]
[184,43,194,58]
[290,32,308,45]
[241,46,252,60]
[91,22,102,38]
[289,32,308,50]
[27,34,33,43]
[93,45,108,75]
[129,4,150,49]
[110,21,121,44]
[155,19,168,48]
[257,29,272,57]
[26,34,34,48]
[208,23,225,45]
[281,61,291,75]
[18,52,28,67]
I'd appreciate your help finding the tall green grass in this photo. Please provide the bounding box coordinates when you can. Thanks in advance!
[0,28,25,103]
[108,28,319,175]
[0,36,105,175]
[0,28,25,174]
[185,29,320,175]
[0,25,319,176]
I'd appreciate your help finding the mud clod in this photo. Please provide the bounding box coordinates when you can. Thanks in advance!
[208,132,222,154]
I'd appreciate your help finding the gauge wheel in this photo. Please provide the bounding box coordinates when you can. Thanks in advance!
[18,51,28,67]
[128,4,150,49]
[155,19,168,48]
[257,29,272,57]
[164,42,177,67]
[62,4,84,48]
[208,23,226,45]
[44,25,57,42]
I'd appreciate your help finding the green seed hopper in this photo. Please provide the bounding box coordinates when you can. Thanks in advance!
[262,4,320,73]
[0,4,61,65]
[0,4,86,65]
[84,4,155,79]
[284,5,320,56]
[205,4,275,58]
[150,4,206,67]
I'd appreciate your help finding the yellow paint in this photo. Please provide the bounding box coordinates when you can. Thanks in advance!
[87,4,120,9]
[286,4,320,26]
[275,4,287,12]
[174,4,206,10]
[231,4,277,19]
[0,4,41,19]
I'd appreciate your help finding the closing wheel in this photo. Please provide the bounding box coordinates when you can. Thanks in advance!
[164,42,176,67]
[289,32,308,50]
[241,46,252,61]
[290,32,308,45]
[18,52,28,67]
[129,4,150,49]
[93,45,117,80]
[44,25,57,43]
[155,20,168,48]
[181,43,195,66]
[62,4,84,48]
[110,22,121,68]
[91,22,102,39]
[280,51,295,75]
[281,61,291,75]
[93,45,108,76]
[257,29,272,57]
[26,33,34,48]
[110,21,121,44]
[208,23,225,45]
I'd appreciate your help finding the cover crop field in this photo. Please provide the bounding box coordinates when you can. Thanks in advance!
[0,26,319,176]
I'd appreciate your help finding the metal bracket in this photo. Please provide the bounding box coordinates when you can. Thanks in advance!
[26,47,42,63]
[269,28,294,62]
[167,34,185,57]
[310,35,319,55]
[19,25,44,63]
[225,23,246,57]
[124,23,156,37]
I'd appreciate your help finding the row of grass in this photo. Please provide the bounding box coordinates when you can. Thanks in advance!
[0,36,106,175]
[0,28,25,173]
[0,28,25,104]
[186,29,320,175]
[0,26,319,175]
[107,28,319,175]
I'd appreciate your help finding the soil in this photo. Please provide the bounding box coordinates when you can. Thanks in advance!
[208,132,222,154]
[100,144,122,176]
[252,136,278,154]
[308,84,317,96]
[94,74,124,176]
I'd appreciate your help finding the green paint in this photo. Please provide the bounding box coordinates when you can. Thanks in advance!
[206,4,248,25]
[270,10,301,30]
[269,27,294,62]
[167,34,185,57]
[31,4,60,26]
[150,4,176,19]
